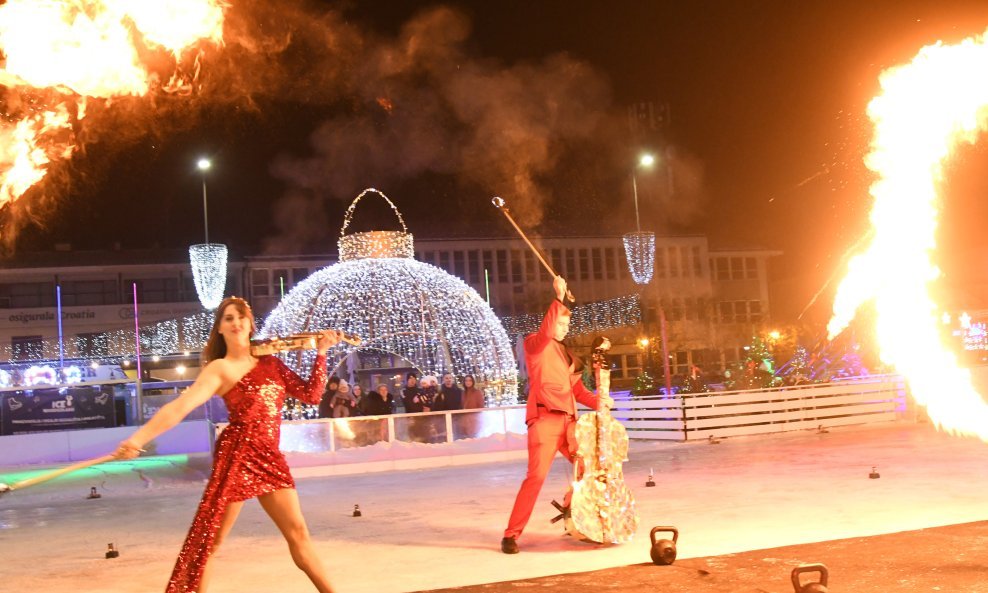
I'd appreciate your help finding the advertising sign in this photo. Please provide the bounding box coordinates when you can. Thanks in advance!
[0,385,116,435]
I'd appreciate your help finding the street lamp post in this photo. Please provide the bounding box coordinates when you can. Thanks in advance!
[189,157,228,310]
[197,158,211,244]
[623,153,656,285]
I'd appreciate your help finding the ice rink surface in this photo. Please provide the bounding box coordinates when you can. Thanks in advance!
[2,420,986,593]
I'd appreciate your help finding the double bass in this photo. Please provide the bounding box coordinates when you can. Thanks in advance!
[568,355,639,543]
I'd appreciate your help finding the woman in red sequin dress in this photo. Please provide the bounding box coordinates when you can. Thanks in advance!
[113,297,340,593]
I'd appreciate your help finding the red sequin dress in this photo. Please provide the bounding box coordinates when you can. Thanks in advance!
[165,354,328,593]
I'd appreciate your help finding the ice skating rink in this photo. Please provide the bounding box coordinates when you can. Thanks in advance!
[2,421,986,593]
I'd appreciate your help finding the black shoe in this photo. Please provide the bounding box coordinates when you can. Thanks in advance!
[501,537,519,554]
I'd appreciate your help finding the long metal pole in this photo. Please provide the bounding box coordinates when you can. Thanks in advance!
[201,175,209,244]
[56,284,64,369]
[133,283,144,424]
[632,172,641,233]
[659,306,672,395]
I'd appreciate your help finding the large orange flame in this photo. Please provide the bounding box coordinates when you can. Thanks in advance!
[828,29,988,439]
[0,0,226,211]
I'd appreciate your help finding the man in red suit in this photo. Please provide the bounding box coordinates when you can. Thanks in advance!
[501,275,613,554]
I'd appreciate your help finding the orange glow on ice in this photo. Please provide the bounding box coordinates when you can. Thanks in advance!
[828,29,988,439]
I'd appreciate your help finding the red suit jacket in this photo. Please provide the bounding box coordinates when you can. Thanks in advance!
[524,299,599,424]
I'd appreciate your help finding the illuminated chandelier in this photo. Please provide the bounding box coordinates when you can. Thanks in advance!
[261,188,518,405]
[189,243,227,310]
[623,231,655,285]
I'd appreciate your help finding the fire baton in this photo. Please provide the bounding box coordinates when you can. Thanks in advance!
[0,453,117,497]
[491,196,575,302]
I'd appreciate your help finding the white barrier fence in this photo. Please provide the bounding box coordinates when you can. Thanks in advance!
[611,375,908,441]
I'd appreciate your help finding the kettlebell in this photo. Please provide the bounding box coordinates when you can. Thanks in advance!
[649,526,678,565]
[791,563,828,593]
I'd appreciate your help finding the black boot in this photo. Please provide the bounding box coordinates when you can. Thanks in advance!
[501,536,519,554]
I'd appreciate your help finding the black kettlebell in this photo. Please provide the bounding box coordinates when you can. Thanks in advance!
[649,526,678,565]
[791,563,828,593]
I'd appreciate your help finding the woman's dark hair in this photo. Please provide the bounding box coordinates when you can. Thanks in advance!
[202,297,256,363]
[591,336,609,351]
[464,374,476,387]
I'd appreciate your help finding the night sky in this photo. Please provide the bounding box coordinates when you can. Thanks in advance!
[6,0,988,323]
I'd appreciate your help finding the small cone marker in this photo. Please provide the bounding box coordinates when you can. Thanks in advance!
[105,543,119,559]
[645,468,656,488]
[352,504,362,517]
[869,466,880,479]
[87,486,101,499]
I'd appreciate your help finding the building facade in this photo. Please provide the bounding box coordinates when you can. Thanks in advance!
[0,237,778,383]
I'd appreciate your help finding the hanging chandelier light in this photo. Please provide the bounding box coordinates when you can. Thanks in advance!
[624,154,656,285]
[189,157,227,309]
[623,231,655,285]
[189,243,228,310]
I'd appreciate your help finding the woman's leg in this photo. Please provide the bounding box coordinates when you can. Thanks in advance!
[258,488,335,593]
[198,501,243,593]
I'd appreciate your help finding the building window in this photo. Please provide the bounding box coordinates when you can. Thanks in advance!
[684,297,696,320]
[715,258,730,281]
[668,298,681,321]
[745,257,758,279]
[439,251,451,272]
[681,248,690,278]
[565,249,576,279]
[692,246,702,277]
[749,300,763,322]
[251,268,270,297]
[292,268,309,286]
[0,282,56,308]
[510,250,523,283]
[550,249,562,280]
[12,335,43,361]
[74,332,106,358]
[468,251,481,284]
[578,249,589,280]
[453,251,465,278]
[126,277,180,304]
[604,247,616,279]
[656,249,666,278]
[482,250,494,282]
[496,250,508,282]
[669,247,679,278]
[731,257,744,280]
[718,301,734,323]
[524,252,536,282]
[591,248,603,280]
[61,279,118,306]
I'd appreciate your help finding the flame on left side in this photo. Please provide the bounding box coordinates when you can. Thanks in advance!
[0,0,226,215]
[828,29,988,440]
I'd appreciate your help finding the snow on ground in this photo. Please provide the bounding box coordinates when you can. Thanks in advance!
[2,420,987,593]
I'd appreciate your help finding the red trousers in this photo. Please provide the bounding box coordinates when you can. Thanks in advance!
[504,412,576,539]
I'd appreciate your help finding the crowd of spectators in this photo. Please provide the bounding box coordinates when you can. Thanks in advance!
[316,371,486,443]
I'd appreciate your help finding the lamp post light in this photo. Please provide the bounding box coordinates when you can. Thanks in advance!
[189,157,228,310]
[623,153,657,285]
[197,158,211,244]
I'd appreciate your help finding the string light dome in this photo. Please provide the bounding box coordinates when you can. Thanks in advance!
[260,188,519,405]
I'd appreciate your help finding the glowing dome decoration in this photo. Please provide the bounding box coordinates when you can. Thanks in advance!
[261,188,518,405]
